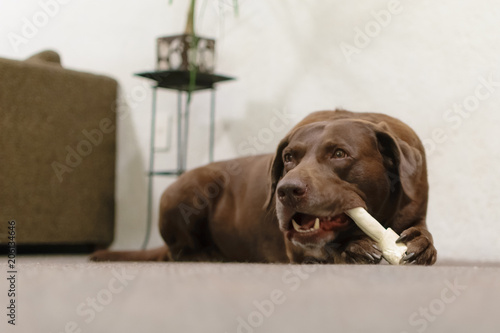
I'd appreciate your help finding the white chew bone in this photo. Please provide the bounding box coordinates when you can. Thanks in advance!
[345,207,407,265]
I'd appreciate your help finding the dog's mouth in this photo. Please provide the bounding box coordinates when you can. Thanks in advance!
[285,212,352,246]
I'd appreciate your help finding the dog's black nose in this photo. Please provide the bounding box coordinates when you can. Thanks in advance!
[277,180,307,206]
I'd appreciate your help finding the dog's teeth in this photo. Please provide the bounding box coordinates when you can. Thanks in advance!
[292,218,321,233]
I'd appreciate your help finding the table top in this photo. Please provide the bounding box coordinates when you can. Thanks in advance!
[135,70,235,91]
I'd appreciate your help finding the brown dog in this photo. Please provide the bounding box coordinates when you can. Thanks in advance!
[91,110,437,265]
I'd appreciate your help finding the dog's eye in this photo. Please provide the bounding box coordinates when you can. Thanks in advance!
[283,153,293,163]
[332,149,347,159]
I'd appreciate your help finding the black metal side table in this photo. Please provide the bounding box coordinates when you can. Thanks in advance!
[135,70,234,248]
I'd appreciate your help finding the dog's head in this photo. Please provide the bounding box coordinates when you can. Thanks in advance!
[267,111,425,261]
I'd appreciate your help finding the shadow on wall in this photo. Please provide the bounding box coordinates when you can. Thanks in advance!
[220,102,300,158]
[112,95,148,250]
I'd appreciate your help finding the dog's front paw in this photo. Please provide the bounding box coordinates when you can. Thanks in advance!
[340,237,383,264]
[397,227,437,265]
[89,249,113,262]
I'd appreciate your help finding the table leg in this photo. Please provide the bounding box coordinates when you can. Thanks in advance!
[143,86,158,249]
[177,91,183,173]
[209,88,216,162]
[182,93,191,172]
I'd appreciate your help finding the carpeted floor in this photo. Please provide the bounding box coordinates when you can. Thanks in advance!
[2,256,499,333]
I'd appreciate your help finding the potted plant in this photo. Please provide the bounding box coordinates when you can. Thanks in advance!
[156,1,238,95]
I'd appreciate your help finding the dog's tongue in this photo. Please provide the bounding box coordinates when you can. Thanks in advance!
[294,213,317,229]
[320,214,350,231]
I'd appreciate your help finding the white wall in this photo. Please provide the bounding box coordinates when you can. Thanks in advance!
[2,0,500,263]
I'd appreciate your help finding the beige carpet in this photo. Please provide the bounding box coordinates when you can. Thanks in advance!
[2,256,499,333]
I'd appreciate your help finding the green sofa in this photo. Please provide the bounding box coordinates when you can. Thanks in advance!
[0,50,117,251]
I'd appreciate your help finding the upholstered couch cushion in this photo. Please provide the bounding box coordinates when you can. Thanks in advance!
[0,50,117,249]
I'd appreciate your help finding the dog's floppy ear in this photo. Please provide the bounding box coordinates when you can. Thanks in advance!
[374,122,425,202]
[265,138,289,209]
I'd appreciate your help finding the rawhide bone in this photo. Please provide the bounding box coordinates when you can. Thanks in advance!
[345,207,407,265]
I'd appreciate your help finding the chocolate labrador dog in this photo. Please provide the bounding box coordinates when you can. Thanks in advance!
[92,110,437,265]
